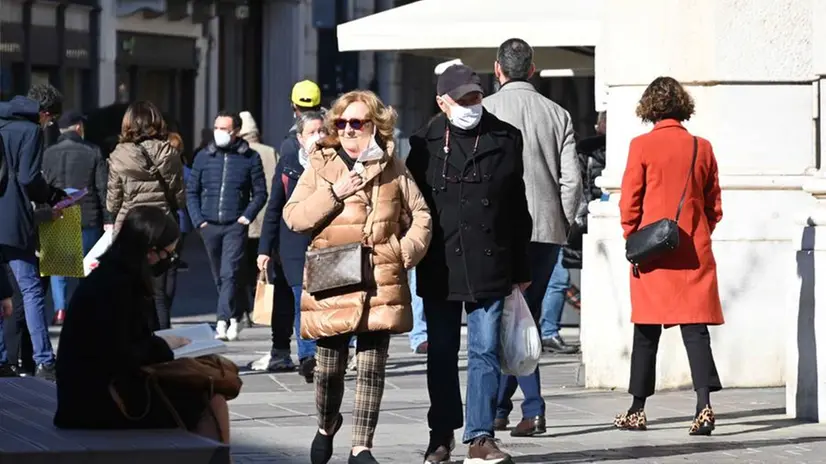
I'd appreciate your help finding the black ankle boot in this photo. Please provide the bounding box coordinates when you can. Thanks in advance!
[310,414,343,464]
[349,449,379,463]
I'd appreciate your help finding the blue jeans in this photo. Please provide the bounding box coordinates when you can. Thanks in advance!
[50,227,102,310]
[1,245,55,366]
[426,297,504,443]
[408,268,427,350]
[201,223,247,322]
[291,285,317,360]
[540,246,569,339]
[496,243,559,420]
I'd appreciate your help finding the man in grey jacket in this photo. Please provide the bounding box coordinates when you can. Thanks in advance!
[483,38,583,437]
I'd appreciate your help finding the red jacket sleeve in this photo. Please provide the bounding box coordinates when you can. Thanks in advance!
[703,141,723,233]
[619,138,646,239]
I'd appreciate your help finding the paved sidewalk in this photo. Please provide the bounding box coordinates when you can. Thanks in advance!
[160,237,826,463]
[212,325,825,464]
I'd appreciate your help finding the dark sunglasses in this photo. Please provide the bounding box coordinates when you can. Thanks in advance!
[333,118,370,130]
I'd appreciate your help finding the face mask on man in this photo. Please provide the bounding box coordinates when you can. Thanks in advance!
[298,133,321,169]
[214,129,232,148]
[447,101,483,130]
[303,133,322,153]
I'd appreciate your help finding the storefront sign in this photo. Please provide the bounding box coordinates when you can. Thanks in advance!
[117,31,197,69]
[0,23,91,68]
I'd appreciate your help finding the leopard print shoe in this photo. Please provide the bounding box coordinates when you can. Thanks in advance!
[689,405,715,436]
[613,409,647,431]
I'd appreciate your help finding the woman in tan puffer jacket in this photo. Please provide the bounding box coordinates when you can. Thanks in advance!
[107,101,185,233]
[283,90,431,464]
[106,100,185,330]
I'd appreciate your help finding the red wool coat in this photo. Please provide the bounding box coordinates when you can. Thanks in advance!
[619,119,724,326]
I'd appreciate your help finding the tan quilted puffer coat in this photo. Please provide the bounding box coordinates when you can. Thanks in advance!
[283,142,432,340]
[107,139,185,233]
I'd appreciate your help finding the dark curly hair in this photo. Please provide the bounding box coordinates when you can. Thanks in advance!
[119,100,168,144]
[27,83,63,115]
[635,77,695,123]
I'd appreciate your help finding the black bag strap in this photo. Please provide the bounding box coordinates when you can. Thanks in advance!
[674,137,698,222]
[0,131,7,197]
[136,143,179,213]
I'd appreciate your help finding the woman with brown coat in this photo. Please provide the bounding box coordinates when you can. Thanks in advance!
[615,77,724,435]
[107,101,185,330]
[283,90,431,464]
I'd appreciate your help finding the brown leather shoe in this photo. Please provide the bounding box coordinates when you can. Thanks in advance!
[466,436,511,463]
[493,418,509,431]
[423,436,454,464]
[510,416,546,437]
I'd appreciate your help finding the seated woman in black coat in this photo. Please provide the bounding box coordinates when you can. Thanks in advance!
[53,205,230,443]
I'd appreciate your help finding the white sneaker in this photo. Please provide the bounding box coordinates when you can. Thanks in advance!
[227,318,241,341]
[215,320,228,341]
[248,354,271,371]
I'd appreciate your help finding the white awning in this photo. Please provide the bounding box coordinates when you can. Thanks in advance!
[337,0,603,71]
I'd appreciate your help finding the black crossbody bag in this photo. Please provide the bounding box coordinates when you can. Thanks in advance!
[625,137,697,277]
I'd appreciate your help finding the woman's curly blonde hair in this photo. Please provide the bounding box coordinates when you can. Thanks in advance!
[635,77,695,124]
[320,90,397,150]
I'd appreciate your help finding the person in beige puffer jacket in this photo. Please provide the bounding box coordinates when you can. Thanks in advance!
[106,101,185,330]
[283,90,431,464]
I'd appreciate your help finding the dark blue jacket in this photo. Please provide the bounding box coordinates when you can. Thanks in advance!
[257,152,311,286]
[278,128,300,170]
[0,257,11,301]
[186,139,268,226]
[0,97,64,250]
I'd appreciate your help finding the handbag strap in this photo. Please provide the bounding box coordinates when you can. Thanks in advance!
[674,137,698,222]
[361,170,382,246]
[136,143,179,213]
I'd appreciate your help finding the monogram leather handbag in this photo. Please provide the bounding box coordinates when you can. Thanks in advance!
[625,137,697,276]
[304,172,382,295]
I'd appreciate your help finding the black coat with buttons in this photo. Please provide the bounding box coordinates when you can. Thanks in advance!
[406,111,532,303]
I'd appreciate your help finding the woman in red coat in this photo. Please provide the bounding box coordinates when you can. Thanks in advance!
[614,77,724,436]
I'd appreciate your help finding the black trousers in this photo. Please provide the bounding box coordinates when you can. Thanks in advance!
[269,259,296,353]
[629,323,722,398]
[236,238,259,316]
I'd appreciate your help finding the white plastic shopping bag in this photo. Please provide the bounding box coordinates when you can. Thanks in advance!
[83,229,113,276]
[500,288,542,376]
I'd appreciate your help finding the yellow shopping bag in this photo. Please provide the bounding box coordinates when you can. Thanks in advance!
[39,205,84,278]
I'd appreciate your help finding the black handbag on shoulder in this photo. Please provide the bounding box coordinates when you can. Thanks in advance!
[625,137,698,276]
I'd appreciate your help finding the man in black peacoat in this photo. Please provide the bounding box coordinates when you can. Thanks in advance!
[405,64,532,464]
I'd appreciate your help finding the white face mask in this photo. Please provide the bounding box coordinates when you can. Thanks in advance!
[354,127,384,173]
[447,102,483,130]
[214,129,232,148]
[303,133,322,153]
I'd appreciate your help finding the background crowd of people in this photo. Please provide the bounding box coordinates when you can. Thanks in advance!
[0,35,726,464]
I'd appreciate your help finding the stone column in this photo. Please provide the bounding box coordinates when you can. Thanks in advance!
[786,0,826,421]
[97,0,117,107]
[582,0,816,391]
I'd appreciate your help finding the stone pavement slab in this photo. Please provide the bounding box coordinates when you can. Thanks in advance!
[215,326,826,464]
[143,238,826,463]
